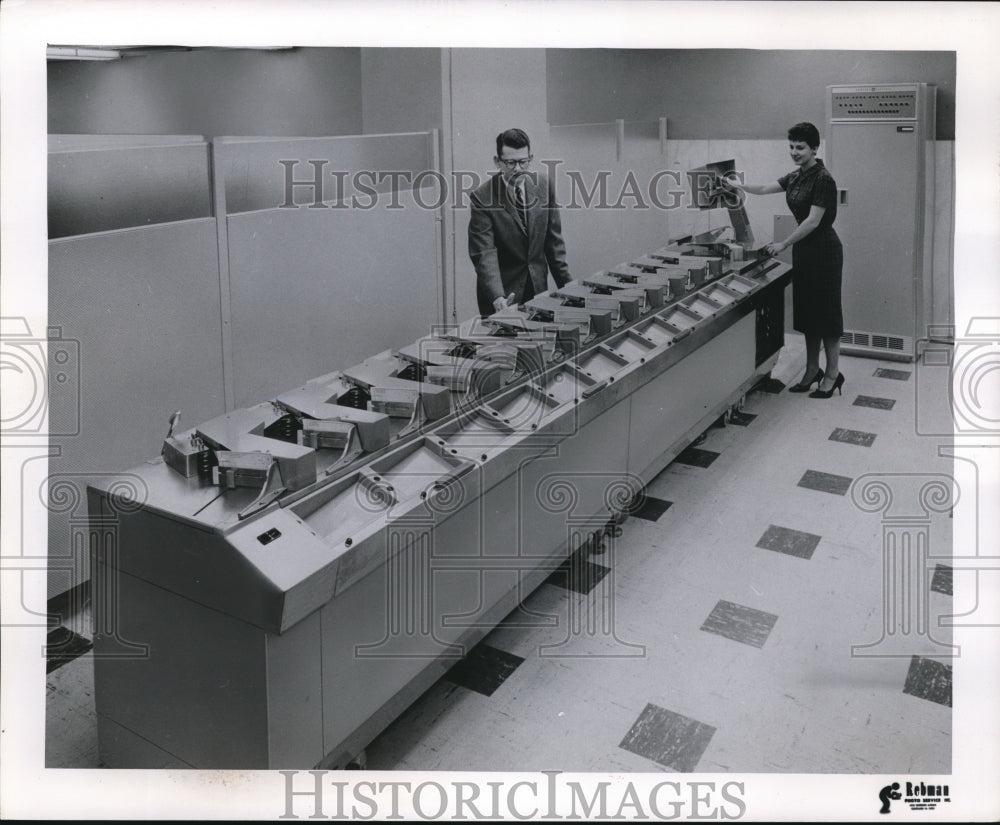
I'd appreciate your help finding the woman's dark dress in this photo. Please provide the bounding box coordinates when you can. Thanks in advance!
[778,158,844,337]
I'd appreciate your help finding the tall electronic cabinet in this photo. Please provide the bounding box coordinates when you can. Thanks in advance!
[826,83,936,361]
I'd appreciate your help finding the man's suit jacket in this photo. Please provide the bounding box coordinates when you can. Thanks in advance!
[468,172,571,316]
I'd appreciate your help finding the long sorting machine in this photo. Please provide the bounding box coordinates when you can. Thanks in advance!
[89,230,790,769]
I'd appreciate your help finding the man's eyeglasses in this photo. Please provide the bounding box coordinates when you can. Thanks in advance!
[498,156,532,170]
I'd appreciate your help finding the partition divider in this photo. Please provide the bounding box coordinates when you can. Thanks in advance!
[209,140,237,411]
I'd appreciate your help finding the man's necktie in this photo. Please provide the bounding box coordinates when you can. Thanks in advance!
[514,180,528,232]
[513,180,533,302]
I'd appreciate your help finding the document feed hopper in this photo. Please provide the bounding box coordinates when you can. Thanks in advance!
[90,235,791,770]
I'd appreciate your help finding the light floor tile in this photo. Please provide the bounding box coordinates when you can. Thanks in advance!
[46,654,98,768]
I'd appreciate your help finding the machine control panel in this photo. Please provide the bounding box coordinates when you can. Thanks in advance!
[830,86,918,120]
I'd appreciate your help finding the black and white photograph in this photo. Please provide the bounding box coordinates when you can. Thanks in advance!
[1,0,998,820]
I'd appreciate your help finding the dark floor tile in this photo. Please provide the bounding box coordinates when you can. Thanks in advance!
[46,626,92,674]
[798,469,852,496]
[700,600,778,648]
[755,524,822,560]
[930,564,953,596]
[546,547,611,595]
[902,656,952,707]
[630,495,673,522]
[753,376,786,394]
[728,411,757,426]
[874,368,912,381]
[444,642,525,697]
[619,703,716,772]
[854,395,897,411]
[829,427,877,448]
[674,446,720,468]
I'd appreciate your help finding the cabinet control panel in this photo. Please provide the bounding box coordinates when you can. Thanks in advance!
[830,85,919,121]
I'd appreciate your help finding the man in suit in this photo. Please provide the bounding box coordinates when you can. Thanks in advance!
[468,128,573,316]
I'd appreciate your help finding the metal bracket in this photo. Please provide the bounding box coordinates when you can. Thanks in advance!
[238,460,288,520]
[396,395,428,440]
[323,424,363,476]
[298,418,365,475]
[211,451,288,519]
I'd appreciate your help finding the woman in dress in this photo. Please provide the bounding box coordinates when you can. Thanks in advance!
[725,122,845,398]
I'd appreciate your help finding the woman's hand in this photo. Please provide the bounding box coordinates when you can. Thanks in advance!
[719,174,741,192]
[764,240,787,256]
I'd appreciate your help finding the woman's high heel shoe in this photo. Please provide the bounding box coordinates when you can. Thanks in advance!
[809,372,845,399]
[788,368,824,393]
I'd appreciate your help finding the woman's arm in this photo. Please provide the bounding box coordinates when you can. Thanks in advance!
[736,181,783,196]
[722,177,783,196]
[764,204,826,255]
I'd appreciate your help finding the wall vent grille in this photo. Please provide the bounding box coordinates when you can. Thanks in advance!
[841,329,914,360]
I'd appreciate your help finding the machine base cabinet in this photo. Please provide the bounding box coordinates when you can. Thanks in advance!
[92,248,790,768]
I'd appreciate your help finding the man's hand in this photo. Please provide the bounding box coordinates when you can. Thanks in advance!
[493,292,517,313]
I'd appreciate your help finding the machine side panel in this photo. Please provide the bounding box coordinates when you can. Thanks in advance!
[94,568,270,768]
[628,315,754,481]
[95,716,194,769]
[111,506,287,632]
[265,610,325,768]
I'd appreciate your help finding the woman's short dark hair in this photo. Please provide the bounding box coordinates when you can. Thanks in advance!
[496,128,530,157]
[787,122,820,150]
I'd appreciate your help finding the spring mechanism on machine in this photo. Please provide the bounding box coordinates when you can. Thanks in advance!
[338,386,371,410]
[396,362,427,382]
[197,447,215,478]
[262,413,301,443]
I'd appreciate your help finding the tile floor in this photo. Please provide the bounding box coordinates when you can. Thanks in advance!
[45,333,955,773]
